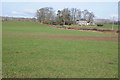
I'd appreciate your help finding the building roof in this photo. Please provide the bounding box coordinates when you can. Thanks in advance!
[76,19,87,21]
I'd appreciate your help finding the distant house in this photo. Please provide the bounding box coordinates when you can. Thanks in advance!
[76,19,95,26]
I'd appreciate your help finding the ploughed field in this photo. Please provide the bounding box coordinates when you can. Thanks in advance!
[2,22,118,78]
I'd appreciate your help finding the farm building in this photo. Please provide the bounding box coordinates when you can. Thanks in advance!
[76,19,95,26]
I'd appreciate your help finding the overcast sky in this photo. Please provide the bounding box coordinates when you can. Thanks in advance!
[1,1,118,20]
[1,0,119,2]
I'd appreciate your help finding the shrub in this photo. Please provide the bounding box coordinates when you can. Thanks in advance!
[52,22,57,25]
[97,24,103,26]
[60,23,63,25]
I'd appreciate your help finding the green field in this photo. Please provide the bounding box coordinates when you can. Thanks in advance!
[58,24,120,29]
[2,22,118,78]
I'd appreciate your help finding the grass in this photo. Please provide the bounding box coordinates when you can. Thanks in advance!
[3,22,118,37]
[2,22,118,78]
[59,24,120,30]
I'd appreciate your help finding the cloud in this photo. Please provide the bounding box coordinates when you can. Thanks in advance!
[110,14,118,18]
[94,15,103,19]
[95,15,100,18]
[11,10,35,17]
[24,9,36,14]
[109,14,119,21]
[10,9,37,18]
[11,11,26,15]
[11,11,19,14]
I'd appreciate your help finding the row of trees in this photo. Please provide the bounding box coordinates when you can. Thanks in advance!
[36,7,95,25]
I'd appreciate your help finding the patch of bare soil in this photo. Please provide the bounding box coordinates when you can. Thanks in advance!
[50,25,120,34]
[2,34,118,42]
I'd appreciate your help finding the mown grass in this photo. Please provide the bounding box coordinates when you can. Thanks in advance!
[3,22,118,37]
[2,22,118,78]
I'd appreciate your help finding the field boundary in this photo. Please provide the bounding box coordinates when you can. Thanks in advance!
[50,25,120,34]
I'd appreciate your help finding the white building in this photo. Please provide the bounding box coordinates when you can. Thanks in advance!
[76,19,95,26]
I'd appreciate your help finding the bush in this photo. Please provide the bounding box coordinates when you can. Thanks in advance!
[60,23,63,25]
[97,24,103,26]
[52,22,57,25]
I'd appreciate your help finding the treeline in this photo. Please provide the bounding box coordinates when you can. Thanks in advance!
[36,7,95,25]
[95,19,119,25]
[1,17,37,22]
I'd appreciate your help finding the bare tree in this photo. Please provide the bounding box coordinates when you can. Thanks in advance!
[36,7,54,24]
[56,10,63,25]
[87,12,95,22]
[76,9,81,21]
[84,10,89,19]
[70,8,77,24]
[36,7,95,25]
[61,8,71,25]
[36,8,46,23]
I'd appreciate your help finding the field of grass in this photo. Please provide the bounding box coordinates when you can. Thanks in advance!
[3,22,118,37]
[2,22,118,78]
[58,24,120,30]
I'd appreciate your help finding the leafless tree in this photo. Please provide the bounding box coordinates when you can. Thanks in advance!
[36,7,95,25]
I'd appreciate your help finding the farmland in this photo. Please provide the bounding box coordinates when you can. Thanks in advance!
[2,22,118,78]
[57,24,119,30]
